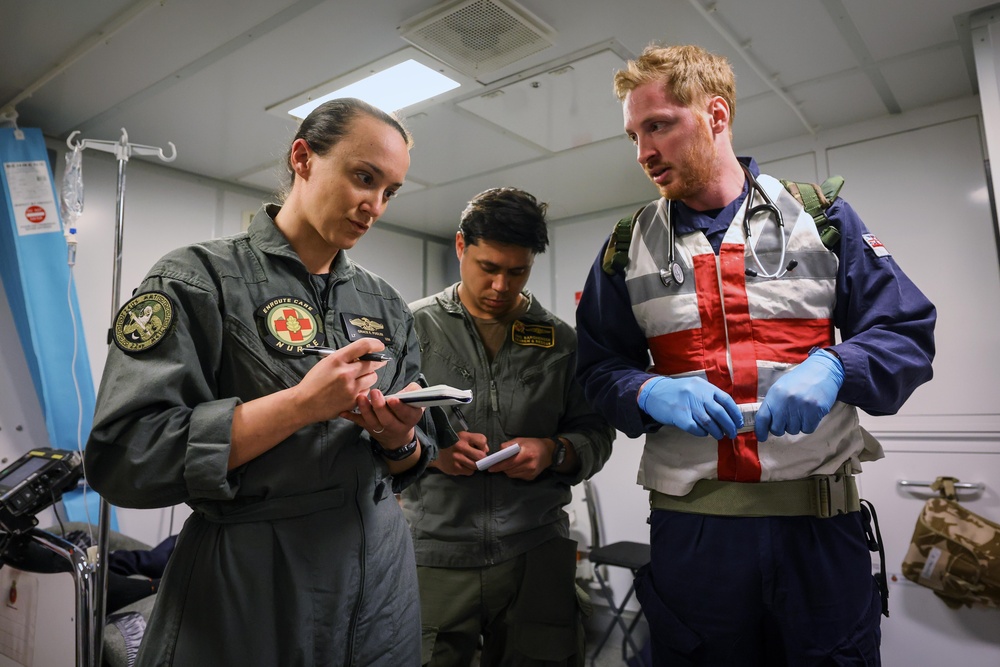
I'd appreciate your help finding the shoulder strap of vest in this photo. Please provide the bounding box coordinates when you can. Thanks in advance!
[601,206,646,276]
[779,176,845,250]
[600,176,845,274]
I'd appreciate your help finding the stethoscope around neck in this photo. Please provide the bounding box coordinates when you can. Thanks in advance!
[658,165,796,288]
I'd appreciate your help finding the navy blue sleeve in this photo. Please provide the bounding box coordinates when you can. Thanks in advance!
[574,238,660,438]
[825,199,936,415]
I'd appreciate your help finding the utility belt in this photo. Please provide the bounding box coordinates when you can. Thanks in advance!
[196,488,346,524]
[650,462,859,518]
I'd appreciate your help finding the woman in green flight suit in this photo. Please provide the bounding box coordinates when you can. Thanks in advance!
[85,98,434,666]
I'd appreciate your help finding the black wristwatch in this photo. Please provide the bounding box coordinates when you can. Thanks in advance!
[549,438,566,469]
[373,436,418,461]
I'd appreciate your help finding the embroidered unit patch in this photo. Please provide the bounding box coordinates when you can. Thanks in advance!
[113,292,175,353]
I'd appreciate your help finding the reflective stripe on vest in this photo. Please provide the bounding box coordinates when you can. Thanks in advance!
[624,175,871,495]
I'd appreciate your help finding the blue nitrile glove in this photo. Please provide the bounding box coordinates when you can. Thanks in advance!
[638,376,742,440]
[755,349,845,442]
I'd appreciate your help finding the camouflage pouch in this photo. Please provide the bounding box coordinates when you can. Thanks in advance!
[901,476,1000,609]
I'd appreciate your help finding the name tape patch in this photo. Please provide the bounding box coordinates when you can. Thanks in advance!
[511,320,555,348]
[341,313,392,345]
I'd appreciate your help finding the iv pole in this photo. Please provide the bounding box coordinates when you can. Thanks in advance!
[65,127,176,667]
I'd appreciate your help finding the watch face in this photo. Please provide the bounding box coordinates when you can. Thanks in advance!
[552,441,566,467]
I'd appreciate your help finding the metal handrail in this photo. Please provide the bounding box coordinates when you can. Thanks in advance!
[25,529,98,667]
[897,480,986,492]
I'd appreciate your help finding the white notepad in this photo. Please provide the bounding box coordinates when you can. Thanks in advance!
[388,384,473,408]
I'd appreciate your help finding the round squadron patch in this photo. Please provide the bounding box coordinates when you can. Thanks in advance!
[113,291,175,353]
[256,296,324,356]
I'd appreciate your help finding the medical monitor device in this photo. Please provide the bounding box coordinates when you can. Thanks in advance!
[0,448,83,534]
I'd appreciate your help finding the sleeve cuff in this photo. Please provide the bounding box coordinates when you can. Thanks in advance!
[638,376,668,413]
[185,397,241,499]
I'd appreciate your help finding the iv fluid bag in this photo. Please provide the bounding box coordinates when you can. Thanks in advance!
[61,144,84,227]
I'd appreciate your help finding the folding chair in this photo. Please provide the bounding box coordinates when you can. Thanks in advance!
[582,480,650,667]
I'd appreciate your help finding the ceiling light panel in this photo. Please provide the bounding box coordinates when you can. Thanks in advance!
[267,47,476,120]
[287,59,460,119]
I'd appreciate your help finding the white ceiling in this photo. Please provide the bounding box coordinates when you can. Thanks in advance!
[1,0,995,239]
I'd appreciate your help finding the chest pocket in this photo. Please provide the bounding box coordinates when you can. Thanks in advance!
[418,334,476,399]
[498,348,572,438]
[418,333,474,380]
[222,315,305,398]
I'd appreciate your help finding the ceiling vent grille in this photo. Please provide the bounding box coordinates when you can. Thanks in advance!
[398,0,556,79]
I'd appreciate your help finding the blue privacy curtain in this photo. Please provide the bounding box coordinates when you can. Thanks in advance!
[0,126,104,523]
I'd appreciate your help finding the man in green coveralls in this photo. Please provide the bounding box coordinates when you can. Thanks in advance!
[402,187,615,666]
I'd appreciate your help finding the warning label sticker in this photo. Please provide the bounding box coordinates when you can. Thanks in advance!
[4,160,60,236]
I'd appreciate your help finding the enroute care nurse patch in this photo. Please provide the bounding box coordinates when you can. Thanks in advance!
[257,296,325,356]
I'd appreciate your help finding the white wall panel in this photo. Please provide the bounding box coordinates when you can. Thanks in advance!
[827,116,999,419]
[342,225,426,304]
[551,206,635,323]
[424,236,454,298]
[757,151,818,185]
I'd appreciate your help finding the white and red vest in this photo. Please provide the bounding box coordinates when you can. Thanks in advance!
[624,174,882,497]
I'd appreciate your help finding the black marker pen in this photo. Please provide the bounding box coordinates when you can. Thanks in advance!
[358,352,392,362]
[300,346,336,356]
[299,348,391,362]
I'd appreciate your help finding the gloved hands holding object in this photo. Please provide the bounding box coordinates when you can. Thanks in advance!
[639,376,742,440]
[755,349,844,442]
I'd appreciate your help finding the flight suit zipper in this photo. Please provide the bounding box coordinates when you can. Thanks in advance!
[462,310,507,566]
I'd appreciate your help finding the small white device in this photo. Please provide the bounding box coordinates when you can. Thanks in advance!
[476,443,521,471]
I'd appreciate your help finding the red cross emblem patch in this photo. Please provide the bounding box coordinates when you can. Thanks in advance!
[256,297,325,355]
